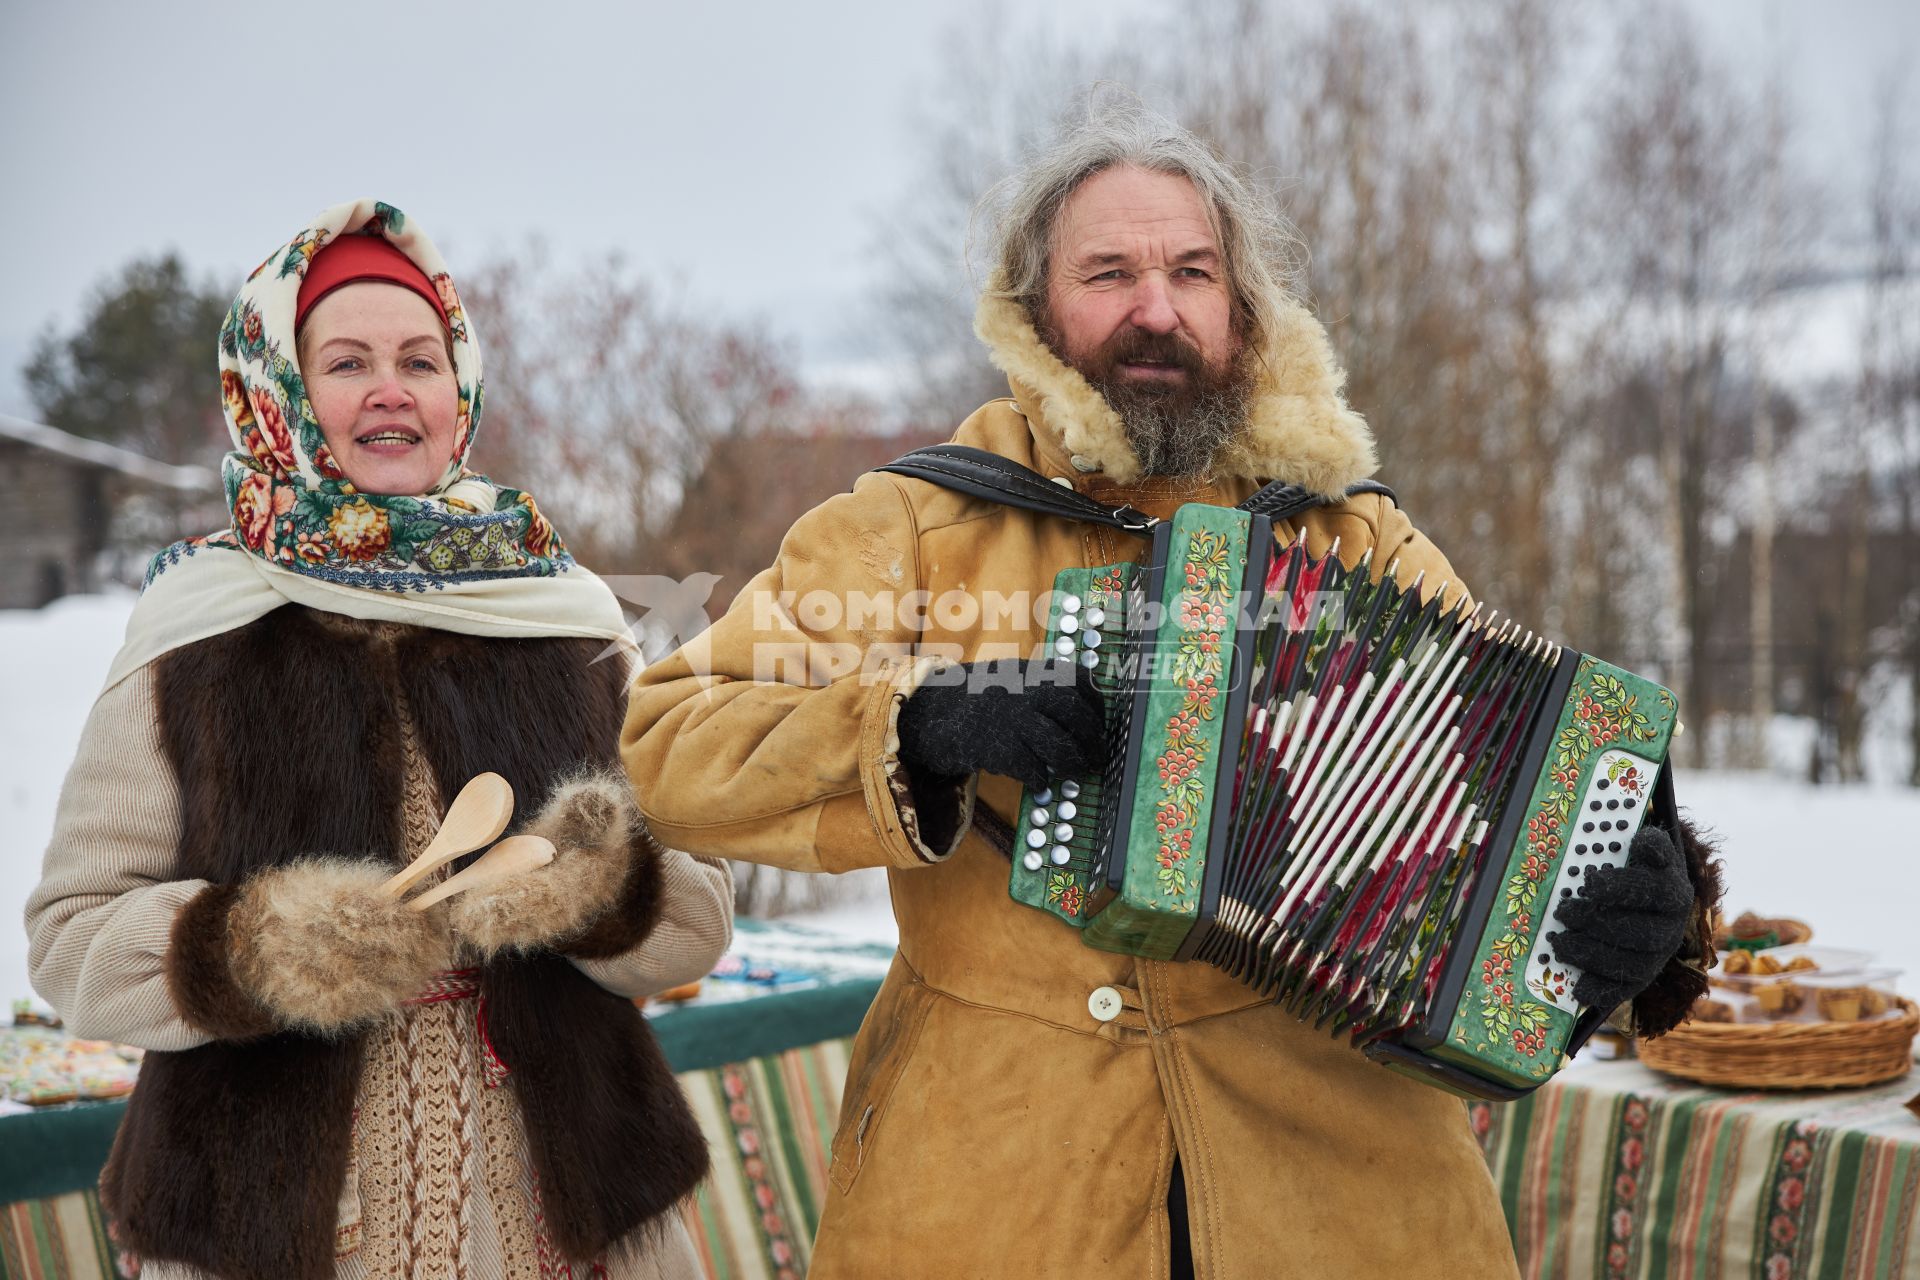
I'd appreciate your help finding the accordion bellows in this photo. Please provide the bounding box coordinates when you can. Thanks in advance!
[1007,504,1679,1099]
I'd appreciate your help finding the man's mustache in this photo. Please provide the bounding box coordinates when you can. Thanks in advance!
[1093,329,1207,376]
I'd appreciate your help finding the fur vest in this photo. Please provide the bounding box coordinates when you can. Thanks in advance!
[99,605,708,1280]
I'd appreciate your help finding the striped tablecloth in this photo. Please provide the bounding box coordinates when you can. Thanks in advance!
[0,915,885,1280]
[8,959,1916,1280]
[1471,1058,1920,1280]
[0,1037,863,1280]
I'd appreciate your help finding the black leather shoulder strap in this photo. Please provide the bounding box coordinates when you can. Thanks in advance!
[875,444,1397,531]
[875,444,1164,532]
[1240,477,1397,524]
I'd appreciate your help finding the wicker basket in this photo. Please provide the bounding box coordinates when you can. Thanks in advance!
[1638,998,1918,1090]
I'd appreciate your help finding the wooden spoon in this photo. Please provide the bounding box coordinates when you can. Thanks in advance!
[381,772,515,899]
[406,835,556,912]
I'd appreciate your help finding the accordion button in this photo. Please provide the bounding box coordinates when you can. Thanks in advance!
[1054,823,1075,842]
[1056,637,1077,656]
[1026,829,1047,849]
[1088,986,1123,1023]
[1084,630,1103,648]
[1060,615,1080,633]
[1062,595,1083,613]
[1086,608,1106,628]
[1035,787,1054,804]
[1057,801,1078,820]
[1050,845,1072,866]
[1030,808,1050,827]
[1080,651,1100,669]
[1061,781,1081,799]
[1022,850,1045,872]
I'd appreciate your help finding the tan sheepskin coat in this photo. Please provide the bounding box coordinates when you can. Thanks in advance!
[623,287,1519,1280]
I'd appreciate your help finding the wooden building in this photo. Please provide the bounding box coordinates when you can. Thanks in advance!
[0,413,215,608]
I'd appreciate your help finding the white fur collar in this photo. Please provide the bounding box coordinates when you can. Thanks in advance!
[971,281,1378,496]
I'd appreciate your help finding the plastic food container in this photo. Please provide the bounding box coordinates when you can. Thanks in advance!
[1792,969,1905,1023]
[1713,944,1874,992]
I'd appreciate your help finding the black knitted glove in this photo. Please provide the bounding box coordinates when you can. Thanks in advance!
[896,659,1106,791]
[1547,826,1696,1013]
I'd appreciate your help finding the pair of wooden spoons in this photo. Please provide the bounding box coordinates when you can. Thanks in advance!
[382,773,555,911]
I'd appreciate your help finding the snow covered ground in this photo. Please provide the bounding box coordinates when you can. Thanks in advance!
[2,595,1914,1016]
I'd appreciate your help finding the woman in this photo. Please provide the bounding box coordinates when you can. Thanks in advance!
[24,199,729,1280]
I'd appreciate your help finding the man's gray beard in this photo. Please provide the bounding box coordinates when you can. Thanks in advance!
[1095,366,1254,479]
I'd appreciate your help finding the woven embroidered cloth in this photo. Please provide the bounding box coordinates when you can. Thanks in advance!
[0,1040,859,1280]
[1470,1057,1920,1280]
[11,1019,1918,1280]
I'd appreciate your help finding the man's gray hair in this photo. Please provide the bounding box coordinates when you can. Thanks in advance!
[978,102,1306,349]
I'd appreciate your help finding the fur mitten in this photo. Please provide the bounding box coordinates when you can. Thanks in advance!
[168,859,452,1039]
[448,769,660,961]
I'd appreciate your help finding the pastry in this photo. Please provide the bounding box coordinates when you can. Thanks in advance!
[1690,997,1735,1024]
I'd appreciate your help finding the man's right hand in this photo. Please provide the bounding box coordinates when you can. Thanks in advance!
[896,659,1107,790]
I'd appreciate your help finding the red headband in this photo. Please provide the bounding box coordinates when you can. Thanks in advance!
[295,234,448,332]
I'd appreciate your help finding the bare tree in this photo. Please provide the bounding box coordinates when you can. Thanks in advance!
[1739,53,1802,768]
[868,12,1149,427]
[1860,70,1920,783]
[460,243,802,576]
[1574,6,1792,761]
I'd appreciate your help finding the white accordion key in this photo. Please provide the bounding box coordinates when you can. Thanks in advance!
[1524,749,1661,1014]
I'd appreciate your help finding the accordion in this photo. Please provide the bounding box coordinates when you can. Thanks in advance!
[1007,503,1679,1100]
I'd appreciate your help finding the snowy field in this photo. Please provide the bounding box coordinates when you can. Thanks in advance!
[2,594,1915,1015]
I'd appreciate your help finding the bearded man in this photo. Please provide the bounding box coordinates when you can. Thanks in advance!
[624,110,1711,1279]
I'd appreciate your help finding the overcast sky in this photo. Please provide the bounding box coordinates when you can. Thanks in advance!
[2,0,1915,420]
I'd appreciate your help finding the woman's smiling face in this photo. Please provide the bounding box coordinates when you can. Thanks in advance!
[299,282,458,495]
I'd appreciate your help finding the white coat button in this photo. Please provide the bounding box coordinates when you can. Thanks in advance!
[1051,475,1075,488]
[1070,454,1101,473]
[1088,986,1123,1022]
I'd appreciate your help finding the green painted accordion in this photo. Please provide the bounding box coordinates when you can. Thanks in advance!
[1008,503,1679,1099]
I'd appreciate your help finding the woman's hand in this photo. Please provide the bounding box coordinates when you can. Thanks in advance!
[447,770,647,959]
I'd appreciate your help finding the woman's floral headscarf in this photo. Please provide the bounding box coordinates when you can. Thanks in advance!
[195,198,563,593]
